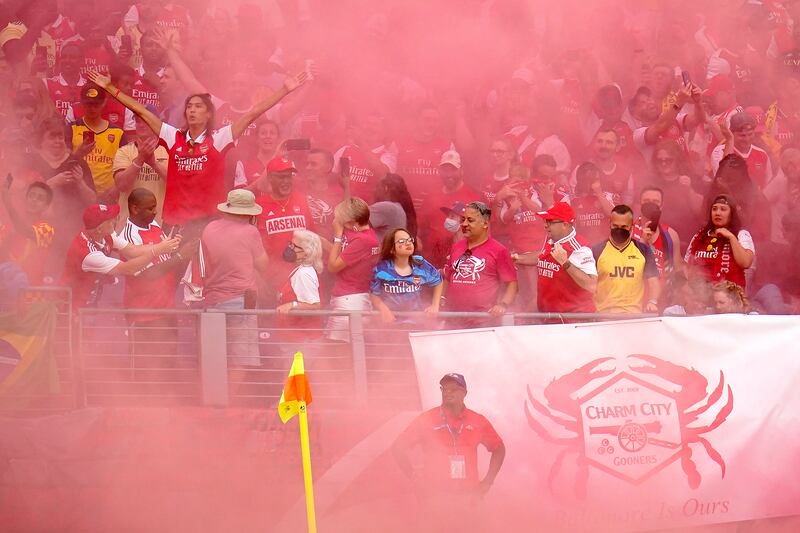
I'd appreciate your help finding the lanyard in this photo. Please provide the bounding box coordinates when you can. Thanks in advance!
[440,408,464,449]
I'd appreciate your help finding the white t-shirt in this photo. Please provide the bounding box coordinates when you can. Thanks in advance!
[81,232,128,274]
[291,265,321,304]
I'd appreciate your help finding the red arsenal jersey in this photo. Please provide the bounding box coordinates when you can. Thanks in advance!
[45,76,84,119]
[60,231,125,310]
[158,123,235,225]
[256,191,312,280]
[334,144,397,204]
[119,219,177,322]
[396,137,454,208]
[537,229,597,313]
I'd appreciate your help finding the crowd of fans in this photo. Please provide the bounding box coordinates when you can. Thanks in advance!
[1,0,800,334]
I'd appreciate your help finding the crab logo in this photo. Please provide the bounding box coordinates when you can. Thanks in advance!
[525,355,733,498]
[453,256,485,282]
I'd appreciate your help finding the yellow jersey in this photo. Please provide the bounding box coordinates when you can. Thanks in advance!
[71,119,125,194]
[592,239,658,313]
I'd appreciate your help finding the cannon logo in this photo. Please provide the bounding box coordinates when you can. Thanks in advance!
[525,355,733,498]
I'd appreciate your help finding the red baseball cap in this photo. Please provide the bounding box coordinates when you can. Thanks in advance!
[266,156,297,174]
[83,203,120,229]
[703,74,735,97]
[536,201,575,223]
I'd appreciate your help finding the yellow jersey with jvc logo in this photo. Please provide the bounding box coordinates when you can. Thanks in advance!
[592,239,658,313]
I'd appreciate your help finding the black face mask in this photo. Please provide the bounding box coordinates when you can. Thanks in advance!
[282,244,297,263]
[610,227,631,244]
[640,202,662,226]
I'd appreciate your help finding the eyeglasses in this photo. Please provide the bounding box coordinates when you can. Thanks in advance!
[289,242,304,251]
[395,237,415,245]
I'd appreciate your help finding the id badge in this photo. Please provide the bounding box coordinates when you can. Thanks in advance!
[449,455,466,480]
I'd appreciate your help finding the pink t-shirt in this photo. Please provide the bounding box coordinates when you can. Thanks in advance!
[201,218,267,305]
[331,228,380,297]
[444,237,517,312]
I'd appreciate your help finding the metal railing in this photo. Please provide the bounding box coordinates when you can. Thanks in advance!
[2,288,657,413]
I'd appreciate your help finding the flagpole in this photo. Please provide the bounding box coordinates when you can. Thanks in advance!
[298,402,317,533]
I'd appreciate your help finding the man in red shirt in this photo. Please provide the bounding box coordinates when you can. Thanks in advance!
[393,372,505,530]
[119,188,193,361]
[45,42,85,119]
[333,112,397,204]
[302,149,343,241]
[514,202,597,314]
[590,128,637,205]
[418,150,480,269]
[60,203,180,311]
[632,186,683,282]
[255,156,313,294]
[442,202,517,326]
[711,111,774,190]
[396,104,455,210]
[570,162,615,246]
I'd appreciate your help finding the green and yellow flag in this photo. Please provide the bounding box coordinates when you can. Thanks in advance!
[0,302,59,403]
[278,351,313,423]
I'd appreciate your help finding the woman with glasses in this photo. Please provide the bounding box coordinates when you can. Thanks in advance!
[646,139,704,240]
[275,229,323,341]
[86,70,306,237]
[369,228,442,324]
[685,194,755,289]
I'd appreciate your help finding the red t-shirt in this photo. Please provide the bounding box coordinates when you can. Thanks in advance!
[255,191,312,281]
[45,76,83,119]
[131,74,162,111]
[118,219,177,322]
[331,228,380,297]
[80,45,114,76]
[443,238,517,312]
[419,184,481,269]
[572,194,612,246]
[396,137,453,208]
[303,184,343,241]
[501,186,547,253]
[334,144,397,204]
[159,123,235,225]
[394,406,503,490]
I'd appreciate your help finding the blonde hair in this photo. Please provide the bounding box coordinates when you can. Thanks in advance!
[293,229,323,273]
[334,197,370,225]
[712,281,750,313]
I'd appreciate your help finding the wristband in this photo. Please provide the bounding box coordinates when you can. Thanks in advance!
[333,236,343,244]
[672,103,680,111]
[113,87,120,99]
[561,261,572,270]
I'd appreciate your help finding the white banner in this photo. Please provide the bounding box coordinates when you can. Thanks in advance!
[409,316,800,531]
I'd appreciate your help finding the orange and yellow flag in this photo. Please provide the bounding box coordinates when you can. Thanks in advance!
[278,352,313,423]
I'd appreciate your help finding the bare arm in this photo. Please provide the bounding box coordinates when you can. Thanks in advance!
[480,443,506,492]
[565,262,598,293]
[669,228,683,273]
[232,72,307,139]
[87,71,162,136]
[644,85,693,145]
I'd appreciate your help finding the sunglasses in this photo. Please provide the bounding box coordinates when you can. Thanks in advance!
[454,248,473,269]
[395,237,415,245]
